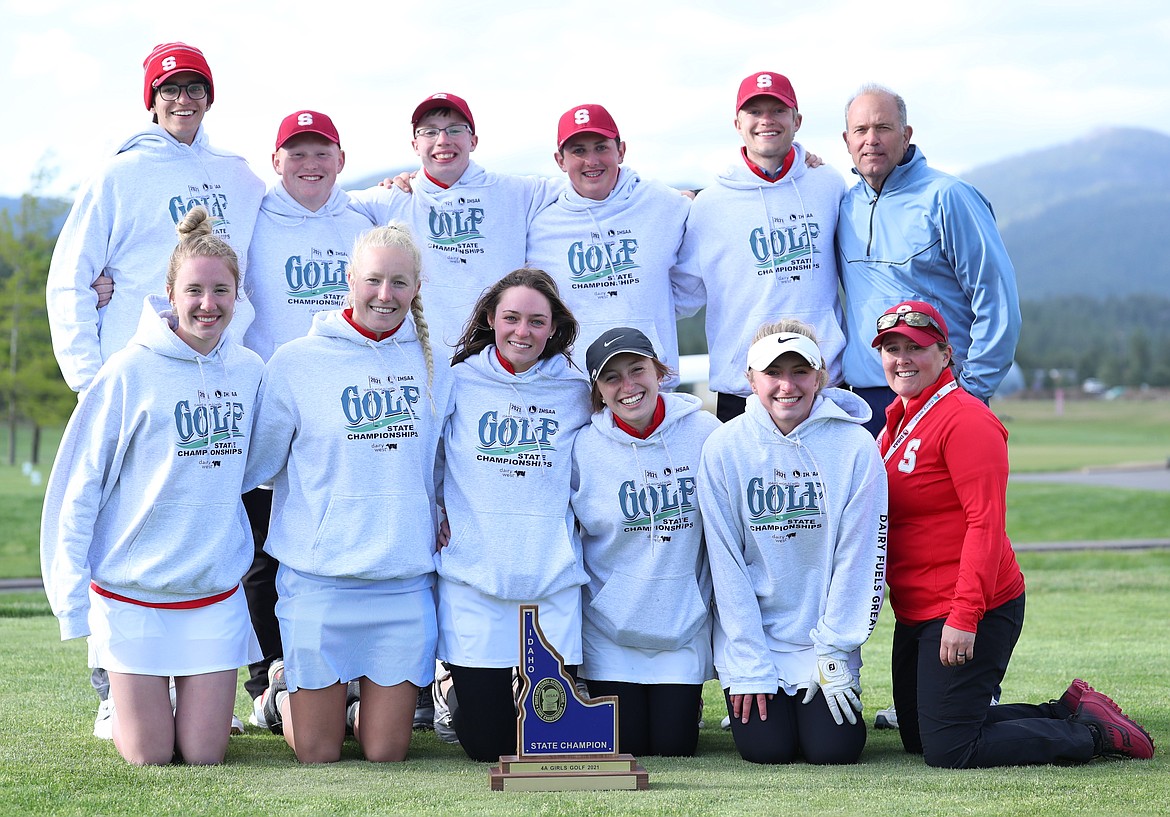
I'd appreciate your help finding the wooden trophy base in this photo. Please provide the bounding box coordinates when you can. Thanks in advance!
[490,753,649,792]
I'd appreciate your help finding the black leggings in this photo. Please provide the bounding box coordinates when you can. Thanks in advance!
[241,488,282,699]
[585,680,702,757]
[716,393,747,423]
[448,664,582,762]
[447,665,517,762]
[724,687,866,765]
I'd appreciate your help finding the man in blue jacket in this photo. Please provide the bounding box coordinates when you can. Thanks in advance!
[836,84,1020,436]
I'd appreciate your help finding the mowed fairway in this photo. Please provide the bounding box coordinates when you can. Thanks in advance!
[2,549,1167,816]
[3,398,1168,815]
[994,396,1170,472]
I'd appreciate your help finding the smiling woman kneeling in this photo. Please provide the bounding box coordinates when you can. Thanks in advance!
[698,319,888,764]
[874,300,1154,767]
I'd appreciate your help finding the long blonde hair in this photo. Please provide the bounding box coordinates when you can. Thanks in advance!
[349,223,434,392]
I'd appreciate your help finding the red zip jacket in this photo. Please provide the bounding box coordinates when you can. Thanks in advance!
[879,369,1024,631]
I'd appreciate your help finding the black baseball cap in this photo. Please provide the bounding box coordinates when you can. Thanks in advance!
[586,328,658,384]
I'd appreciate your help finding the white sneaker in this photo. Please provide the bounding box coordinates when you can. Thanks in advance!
[720,714,731,731]
[432,670,459,745]
[93,699,115,740]
[248,694,268,728]
[230,715,245,736]
[874,705,899,729]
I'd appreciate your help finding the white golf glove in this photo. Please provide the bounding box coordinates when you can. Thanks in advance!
[801,656,862,726]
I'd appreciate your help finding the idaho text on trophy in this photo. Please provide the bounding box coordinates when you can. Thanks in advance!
[490,605,649,791]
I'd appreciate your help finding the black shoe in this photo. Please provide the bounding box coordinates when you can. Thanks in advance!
[413,685,435,730]
[344,680,361,736]
[262,659,286,735]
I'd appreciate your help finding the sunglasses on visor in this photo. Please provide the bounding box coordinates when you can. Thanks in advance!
[875,310,944,336]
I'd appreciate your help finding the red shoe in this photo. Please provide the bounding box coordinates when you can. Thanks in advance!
[1057,679,1094,716]
[1073,690,1155,760]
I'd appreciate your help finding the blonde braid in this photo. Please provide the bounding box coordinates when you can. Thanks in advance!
[410,291,437,414]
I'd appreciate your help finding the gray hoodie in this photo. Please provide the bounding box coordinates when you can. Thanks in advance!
[245,309,451,581]
[676,144,847,395]
[42,295,264,640]
[571,392,720,682]
[436,346,591,600]
[47,124,263,392]
[244,181,375,362]
[698,388,887,694]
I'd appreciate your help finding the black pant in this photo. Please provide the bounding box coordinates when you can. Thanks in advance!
[847,385,896,438]
[723,687,866,765]
[891,593,1095,767]
[715,393,747,423]
[241,488,283,700]
[448,664,581,762]
[585,680,702,757]
[447,665,520,762]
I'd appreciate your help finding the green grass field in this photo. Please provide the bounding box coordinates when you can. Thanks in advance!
[3,549,1167,816]
[3,400,1168,814]
[994,396,1170,472]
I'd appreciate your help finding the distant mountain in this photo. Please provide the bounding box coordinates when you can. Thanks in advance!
[342,130,1170,302]
[961,127,1170,301]
[0,195,69,235]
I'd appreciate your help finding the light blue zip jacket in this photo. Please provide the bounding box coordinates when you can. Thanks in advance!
[836,146,1020,400]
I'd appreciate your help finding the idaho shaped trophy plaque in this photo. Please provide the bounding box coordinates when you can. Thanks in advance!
[489,604,649,791]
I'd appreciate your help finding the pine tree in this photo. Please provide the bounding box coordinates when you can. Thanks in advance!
[0,176,73,465]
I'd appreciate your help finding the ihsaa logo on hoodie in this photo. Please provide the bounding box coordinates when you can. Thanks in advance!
[174,397,246,454]
[341,381,421,440]
[745,475,822,529]
[476,409,559,457]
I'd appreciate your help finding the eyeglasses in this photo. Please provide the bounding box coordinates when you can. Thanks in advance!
[875,310,944,336]
[413,124,472,139]
[156,82,208,102]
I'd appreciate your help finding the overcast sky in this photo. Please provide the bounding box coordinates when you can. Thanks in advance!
[3,0,1168,199]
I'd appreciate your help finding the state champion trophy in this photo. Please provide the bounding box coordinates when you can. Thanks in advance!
[489,605,649,791]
